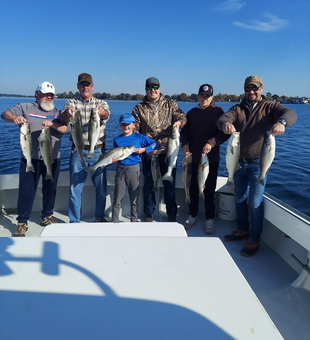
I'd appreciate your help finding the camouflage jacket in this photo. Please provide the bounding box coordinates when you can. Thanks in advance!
[132,94,186,154]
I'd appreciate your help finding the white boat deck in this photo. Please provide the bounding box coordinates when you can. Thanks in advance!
[1,171,310,339]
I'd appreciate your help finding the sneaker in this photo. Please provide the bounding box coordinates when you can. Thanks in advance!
[240,241,260,257]
[224,230,249,242]
[40,215,57,227]
[144,216,153,222]
[204,219,214,234]
[13,223,28,237]
[94,217,109,222]
[183,215,197,230]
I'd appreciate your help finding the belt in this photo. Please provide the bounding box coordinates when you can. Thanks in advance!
[73,143,104,150]
[241,158,259,162]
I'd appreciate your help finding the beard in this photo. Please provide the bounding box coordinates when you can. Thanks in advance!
[40,100,55,112]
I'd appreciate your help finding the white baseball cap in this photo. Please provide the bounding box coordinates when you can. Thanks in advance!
[36,81,55,94]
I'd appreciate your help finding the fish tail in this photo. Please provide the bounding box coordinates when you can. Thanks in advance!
[199,191,205,199]
[226,178,234,187]
[45,172,54,182]
[26,164,35,173]
[162,174,173,183]
[256,177,265,186]
[86,151,96,159]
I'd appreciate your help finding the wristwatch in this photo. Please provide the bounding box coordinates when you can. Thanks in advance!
[278,118,287,126]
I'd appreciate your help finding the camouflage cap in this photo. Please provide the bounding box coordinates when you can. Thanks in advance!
[244,75,263,87]
[78,73,93,84]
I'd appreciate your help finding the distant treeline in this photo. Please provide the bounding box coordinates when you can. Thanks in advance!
[0,92,308,104]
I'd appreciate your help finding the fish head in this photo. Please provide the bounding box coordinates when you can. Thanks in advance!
[20,122,30,136]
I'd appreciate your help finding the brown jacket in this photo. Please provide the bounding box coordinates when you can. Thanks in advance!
[132,94,186,154]
[217,97,297,158]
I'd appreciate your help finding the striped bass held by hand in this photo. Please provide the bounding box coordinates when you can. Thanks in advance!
[20,122,35,173]
[182,153,192,203]
[86,108,100,159]
[225,132,240,187]
[198,153,209,199]
[256,131,276,186]
[162,126,180,183]
[151,152,161,191]
[85,145,136,175]
[39,126,54,181]
[70,110,86,168]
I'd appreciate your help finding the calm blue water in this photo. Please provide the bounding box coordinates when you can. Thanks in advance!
[1,98,309,216]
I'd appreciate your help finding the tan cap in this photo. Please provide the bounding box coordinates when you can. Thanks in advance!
[244,75,263,87]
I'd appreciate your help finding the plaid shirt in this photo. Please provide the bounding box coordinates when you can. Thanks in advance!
[63,96,110,145]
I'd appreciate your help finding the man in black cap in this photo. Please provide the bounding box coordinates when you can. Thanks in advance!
[60,73,110,223]
[180,84,228,233]
[217,75,297,256]
[132,77,186,222]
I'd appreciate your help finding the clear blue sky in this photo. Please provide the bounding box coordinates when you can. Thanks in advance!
[1,0,309,97]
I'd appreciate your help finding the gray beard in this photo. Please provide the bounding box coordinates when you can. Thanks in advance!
[40,101,55,112]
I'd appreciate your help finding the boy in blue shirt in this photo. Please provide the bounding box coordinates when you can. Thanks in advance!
[112,113,160,223]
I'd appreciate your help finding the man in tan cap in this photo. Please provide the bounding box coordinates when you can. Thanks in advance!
[217,75,297,257]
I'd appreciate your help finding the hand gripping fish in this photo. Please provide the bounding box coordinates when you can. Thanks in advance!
[20,122,35,173]
[162,126,180,183]
[85,146,136,176]
[182,153,192,203]
[198,153,209,199]
[256,131,276,186]
[39,127,54,181]
[225,132,240,187]
[70,110,86,168]
[86,108,100,159]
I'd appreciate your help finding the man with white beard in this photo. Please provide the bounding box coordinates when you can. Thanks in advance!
[1,81,67,236]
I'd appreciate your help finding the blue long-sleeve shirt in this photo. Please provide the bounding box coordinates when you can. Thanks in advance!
[113,132,160,166]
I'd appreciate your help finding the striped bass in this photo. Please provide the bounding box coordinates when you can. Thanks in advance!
[225,132,240,187]
[20,122,35,173]
[151,152,160,191]
[198,153,209,199]
[162,127,180,183]
[39,127,54,181]
[182,153,192,203]
[256,131,276,186]
[86,108,100,159]
[71,110,86,168]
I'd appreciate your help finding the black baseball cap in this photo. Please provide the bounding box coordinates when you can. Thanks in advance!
[198,84,213,96]
[145,77,160,87]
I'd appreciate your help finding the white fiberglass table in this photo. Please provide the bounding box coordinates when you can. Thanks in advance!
[0,237,283,340]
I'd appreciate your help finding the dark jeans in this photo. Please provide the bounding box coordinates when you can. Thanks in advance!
[189,161,219,220]
[17,158,61,224]
[142,153,177,218]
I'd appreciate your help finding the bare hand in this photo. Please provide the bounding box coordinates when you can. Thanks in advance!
[181,145,190,155]
[223,122,236,134]
[97,106,109,119]
[13,116,27,125]
[271,122,285,136]
[112,158,118,163]
[202,143,212,154]
[135,148,146,154]
[42,120,53,128]
[173,121,182,130]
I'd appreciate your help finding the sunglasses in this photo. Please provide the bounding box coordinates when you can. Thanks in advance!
[244,86,260,92]
[146,85,159,91]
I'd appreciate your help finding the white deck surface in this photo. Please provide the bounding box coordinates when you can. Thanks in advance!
[0,236,283,340]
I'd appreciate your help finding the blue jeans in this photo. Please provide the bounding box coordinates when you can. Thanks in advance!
[234,159,267,243]
[69,147,107,223]
[17,158,61,223]
[142,154,177,218]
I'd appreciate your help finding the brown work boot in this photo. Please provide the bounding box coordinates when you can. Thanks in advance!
[240,241,260,257]
[224,230,249,242]
[144,216,153,222]
[14,223,28,237]
[40,215,57,227]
